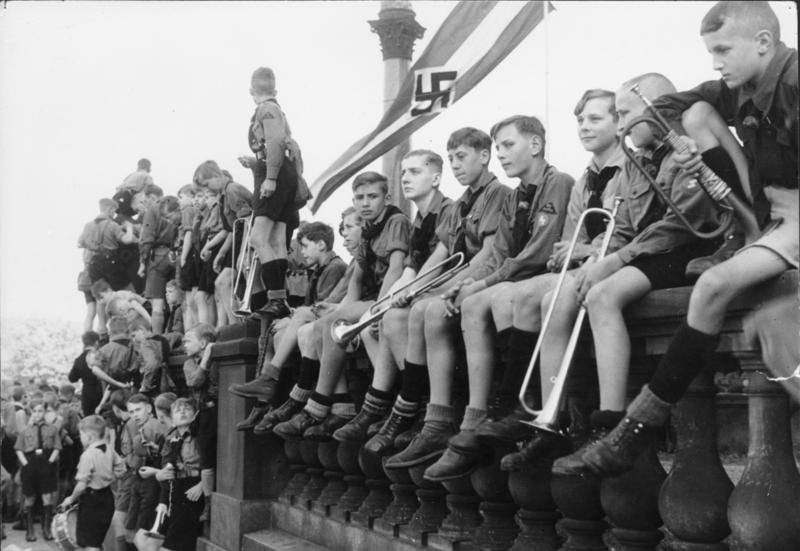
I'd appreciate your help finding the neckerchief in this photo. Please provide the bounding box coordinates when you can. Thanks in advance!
[510,164,550,258]
[584,166,617,238]
[409,209,439,270]
[452,184,488,256]
[360,205,402,297]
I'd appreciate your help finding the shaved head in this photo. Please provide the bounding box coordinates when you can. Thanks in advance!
[619,72,677,102]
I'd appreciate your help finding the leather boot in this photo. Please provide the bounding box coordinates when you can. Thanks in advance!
[42,505,53,541]
[423,430,487,481]
[384,421,455,469]
[363,411,417,455]
[685,228,744,280]
[253,398,305,435]
[304,413,351,441]
[475,407,535,444]
[273,410,322,440]
[500,430,572,472]
[333,408,386,443]
[24,507,36,542]
[236,404,269,431]
[228,372,279,402]
[552,410,623,475]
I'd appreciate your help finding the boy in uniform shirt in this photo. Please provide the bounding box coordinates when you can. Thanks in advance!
[176,184,201,329]
[196,187,227,326]
[60,415,125,551]
[272,171,410,439]
[361,128,511,456]
[181,324,219,522]
[14,399,61,542]
[333,149,454,443]
[120,394,169,545]
[564,1,798,477]
[156,398,205,551]
[164,280,186,344]
[69,331,102,416]
[386,116,574,480]
[94,316,138,389]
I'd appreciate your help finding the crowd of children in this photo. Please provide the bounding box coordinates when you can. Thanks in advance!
[1,2,796,549]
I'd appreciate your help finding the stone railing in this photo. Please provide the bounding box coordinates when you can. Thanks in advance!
[199,270,800,551]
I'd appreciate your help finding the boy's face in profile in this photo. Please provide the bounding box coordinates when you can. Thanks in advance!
[299,237,326,268]
[203,190,219,208]
[494,124,539,179]
[615,90,654,149]
[353,183,388,223]
[703,21,765,90]
[448,145,488,188]
[340,213,363,253]
[577,97,618,154]
[400,156,439,201]
[183,331,204,357]
[165,286,180,307]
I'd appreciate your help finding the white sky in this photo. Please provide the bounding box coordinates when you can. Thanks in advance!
[0,1,796,323]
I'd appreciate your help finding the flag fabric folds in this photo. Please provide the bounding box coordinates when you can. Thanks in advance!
[310,1,552,213]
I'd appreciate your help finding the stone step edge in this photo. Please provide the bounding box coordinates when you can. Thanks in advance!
[243,527,331,551]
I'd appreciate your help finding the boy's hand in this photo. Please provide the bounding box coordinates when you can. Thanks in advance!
[155,503,168,516]
[156,463,175,482]
[260,179,277,199]
[138,466,159,478]
[213,255,224,274]
[200,246,212,261]
[441,279,468,317]
[575,255,622,304]
[200,343,214,368]
[185,483,203,502]
[671,136,704,176]
[61,496,74,508]
[137,263,146,278]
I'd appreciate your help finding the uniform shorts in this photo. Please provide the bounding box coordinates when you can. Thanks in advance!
[179,249,200,291]
[144,249,176,300]
[739,186,799,268]
[77,487,114,548]
[252,159,300,224]
[197,242,223,294]
[125,475,160,531]
[20,452,57,496]
[627,241,717,290]
[162,477,204,551]
[114,469,135,512]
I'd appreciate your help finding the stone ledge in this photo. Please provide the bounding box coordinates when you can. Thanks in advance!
[243,528,331,551]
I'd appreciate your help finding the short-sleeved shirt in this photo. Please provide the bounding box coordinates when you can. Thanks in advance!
[75,441,123,489]
[199,203,224,242]
[98,338,134,383]
[219,181,254,231]
[179,206,198,239]
[436,171,512,260]
[139,204,179,264]
[325,260,355,305]
[120,417,169,469]
[355,208,410,300]
[249,99,292,181]
[78,216,127,252]
[15,421,62,453]
[404,189,453,272]
[183,354,218,406]
[306,251,348,305]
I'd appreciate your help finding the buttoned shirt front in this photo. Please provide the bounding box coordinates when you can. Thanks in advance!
[15,421,61,453]
[75,440,123,489]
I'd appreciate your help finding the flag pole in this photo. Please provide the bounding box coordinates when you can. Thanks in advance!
[543,1,550,132]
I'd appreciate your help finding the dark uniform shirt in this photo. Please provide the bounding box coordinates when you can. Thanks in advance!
[183,354,218,407]
[139,204,179,265]
[69,350,102,416]
[120,417,168,470]
[404,189,454,272]
[306,251,348,305]
[355,208,410,301]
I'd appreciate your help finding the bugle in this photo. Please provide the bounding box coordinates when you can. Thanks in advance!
[621,84,760,242]
[518,199,622,433]
[330,252,468,347]
[230,216,259,317]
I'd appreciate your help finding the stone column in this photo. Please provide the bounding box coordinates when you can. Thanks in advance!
[201,322,290,551]
[369,0,425,217]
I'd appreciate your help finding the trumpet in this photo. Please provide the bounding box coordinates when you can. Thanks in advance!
[518,200,622,433]
[330,252,468,348]
[621,84,760,242]
[230,216,259,317]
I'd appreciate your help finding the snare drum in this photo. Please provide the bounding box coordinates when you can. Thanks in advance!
[52,505,79,551]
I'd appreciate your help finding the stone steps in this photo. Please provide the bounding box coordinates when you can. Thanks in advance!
[243,527,331,551]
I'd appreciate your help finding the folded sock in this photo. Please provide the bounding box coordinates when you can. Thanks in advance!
[459,406,487,431]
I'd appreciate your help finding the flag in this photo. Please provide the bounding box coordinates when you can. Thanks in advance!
[309,1,552,213]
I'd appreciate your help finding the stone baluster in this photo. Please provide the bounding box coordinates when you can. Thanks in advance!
[508,467,561,551]
[659,368,732,550]
[376,461,419,536]
[727,353,800,550]
[352,446,393,526]
[297,439,326,507]
[600,438,666,551]
[331,440,369,520]
[313,439,347,514]
[279,438,309,505]
[471,442,520,551]
[427,475,481,549]
[550,472,607,551]
[400,461,449,546]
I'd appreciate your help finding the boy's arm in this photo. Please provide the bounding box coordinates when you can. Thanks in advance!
[139,206,159,267]
[652,80,735,124]
[16,450,28,467]
[90,366,127,389]
[183,357,207,389]
[203,229,229,253]
[213,233,234,273]
[181,230,193,266]
[342,262,364,304]
[377,250,407,299]
[315,259,348,303]
[129,301,152,323]
[258,102,288,181]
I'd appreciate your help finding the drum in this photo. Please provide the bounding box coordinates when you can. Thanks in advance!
[52,505,79,551]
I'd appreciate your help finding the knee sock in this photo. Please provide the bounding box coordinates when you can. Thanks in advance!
[276,258,289,284]
[362,386,394,416]
[493,328,514,383]
[260,260,284,292]
[701,146,745,203]
[497,328,538,410]
[305,392,333,420]
[297,357,321,391]
[289,385,312,403]
[648,321,720,403]
[399,360,428,404]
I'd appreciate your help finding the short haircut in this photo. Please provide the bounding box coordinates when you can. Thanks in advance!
[490,115,547,155]
[447,127,493,154]
[106,298,130,318]
[339,206,362,235]
[82,331,100,347]
[154,392,177,413]
[193,160,223,187]
[109,388,130,410]
[177,184,196,197]
[187,323,217,344]
[298,221,335,251]
[12,387,25,401]
[159,196,180,216]
[59,383,76,397]
[251,67,276,96]
[91,279,113,300]
[140,183,164,198]
[573,89,617,120]
[79,415,107,438]
[171,397,197,413]
[108,315,129,336]
[29,399,44,411]
[127,393,151,407]
[701,1,779,41]
[351,171,388,194]
[403,149,444,174]
[99,198,118,211]
[620,73,677,100]
[43,392,59,409]
[127,315,151,333]
[137,158,151,172]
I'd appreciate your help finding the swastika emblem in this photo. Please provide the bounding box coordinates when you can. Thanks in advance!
[411,68,457,117]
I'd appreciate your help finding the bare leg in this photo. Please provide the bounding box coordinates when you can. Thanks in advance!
[424,299,459,406]
[510,272,559,332]
[272,307,316,367]
[84,301,97,333]
[214,268,235,328]
[150,298,166,334]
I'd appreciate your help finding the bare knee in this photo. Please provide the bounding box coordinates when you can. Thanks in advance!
[682,101,718,150]
[297,323,314,351]
[585,280,619,313]
[460,294,489,331]
[690,267,731,312]
[423,300,449,334]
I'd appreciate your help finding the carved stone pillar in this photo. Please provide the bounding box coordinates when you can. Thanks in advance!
[377,461,419,534]
[279,438,309,505]
[427,475,481,548]
[727,353,800,550]
[400,461,449,545]
[297,439,326,507]
[508,467,561,551]
[314,440,346,514]
[471,443,520,551]
[659,368,732,550]
[332,440,368,520]
[353,447,393,526]
[550,473,607,551]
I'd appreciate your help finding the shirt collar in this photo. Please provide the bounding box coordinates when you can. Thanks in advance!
[315,250,337,270]
[415,189,446,225]
[460,170,496,203]
[588,144,626,173]
[738,42,795,114]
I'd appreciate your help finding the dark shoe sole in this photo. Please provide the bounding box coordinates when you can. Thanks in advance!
[384,447,447,469]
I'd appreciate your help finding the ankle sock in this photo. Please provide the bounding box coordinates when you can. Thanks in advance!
[648,321,719,403]
[393,396,419,418]
[289,385,312,402]
[305,392,332,420]
[399,360,428,403]
[362,387,394,415]
[459,406,487,431]
[297,357,321,390]
[627,385,672,426]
